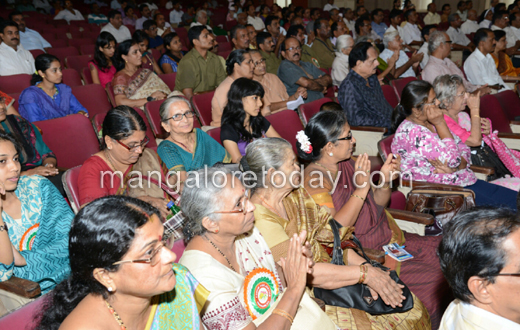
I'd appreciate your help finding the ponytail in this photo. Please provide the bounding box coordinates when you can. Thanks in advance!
[30,73,43,86]
[31,54,60,85]
[391,104,407,133]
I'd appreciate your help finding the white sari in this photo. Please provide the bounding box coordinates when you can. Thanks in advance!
[179,227,336,330]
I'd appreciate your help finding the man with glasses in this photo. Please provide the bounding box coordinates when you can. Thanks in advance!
[438,207,520,329]
[101,10,131,43]
[354,15,381,43]
[257,32,281,74]
[143,20,163,50]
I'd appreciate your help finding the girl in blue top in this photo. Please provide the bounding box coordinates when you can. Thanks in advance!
[159,32,185,74]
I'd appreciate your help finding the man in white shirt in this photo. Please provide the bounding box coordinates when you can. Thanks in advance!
[438,208,520,330]
[386,9,404,36]
[455,1,467,21]
[246,5,265,32]
[54,0,84,23]
[0,21,35,76]
[323,0,338,12]
[155,12,173,37]
[418,25,436,69]
[461,9,479,34]
[510,12,520,57]
[464,28,510,91]
[446,14,474,52]
[33,0,52,13]
[190,10,212,31]
[343,8,355,33]
[401,9,422,46]
[490,10,520,58]
[10,11,51,52]
[101,10,131,43]
[380,30,421,78]
[424,3,441,25]
[135,4,152,30]
[169,2,183,27]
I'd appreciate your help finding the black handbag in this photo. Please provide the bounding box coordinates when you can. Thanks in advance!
[313,220,414,315]
[470,143,511,181]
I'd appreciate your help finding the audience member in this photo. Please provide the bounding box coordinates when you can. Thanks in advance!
[134,4,150,30]
[330,21,348,46]
[33,0,52,13]
[323,0,338,11]
[386,9,404,36]
[257,31,281,74]
[19,54,87,122]
[480,9,493,28]
[447,14,475,55]
[491,30,520,78]
[402,9,422,45]
[246,4,265,31]
[36,195,203,329]
[169,1,183,27]
[133,30,163,74]
[89,32,116,88]
[424,2,441,24]
[246,24,257,48]
[143,19,163,51]
[265,15,284,54]
[155,12,172,37]
[230,24,250,50]
[456,0,468,20]
[287,24,318,67]
[441,3,451,22]
[371,8,388,38]
[0,21,35,76]
[342,7,355,32]
[159,32,184,73]
[491,10,520,63]
[100,10,131,43]
[54,0,84,23]
[511,12,520,42]
[278,37,331,103]
[175,26,226,100]
[182,4,196,26]
[418,24,436,69]
[251,50,306,113]
[0,92,20,116]
[391,80,517,210]
[331,34,354,86]
[354,15,381,42]
[211,49,256,127]
[356,5,367,17]
[311,19,335,69]
[380,31,421,78]
[328,8,340,25]
[9,11,50,52]
[87,3,108,25]
[236,11,248,26]
[464,28,510,91]
[438,207,520,329]
[338,42,393,128]
[461,9,480,34]
[190,9,212,31]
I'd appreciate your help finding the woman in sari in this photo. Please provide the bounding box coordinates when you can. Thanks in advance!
[35,195,207,330]
[157,97,231,191]
[179,167,336,330]
[301,110,450,328]
[19,54,88,122]
[112,40,169,109]
[78,106,174,219]
[491,30,520,78]
[134,30,164,74]
[248,138,431,329]
[0,131,73,314]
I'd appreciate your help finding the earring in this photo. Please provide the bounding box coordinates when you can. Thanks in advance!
[108,146,111,150]
[329,152,333,156]
[215,229,219,234]
[108,287,113,292]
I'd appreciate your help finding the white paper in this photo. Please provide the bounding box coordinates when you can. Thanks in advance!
[286,95,305,110]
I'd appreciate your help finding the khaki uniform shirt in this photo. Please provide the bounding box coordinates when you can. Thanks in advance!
[174,48,227,93]
[260,50,282,75]
[310,38,336,69]
[301,44,320,68]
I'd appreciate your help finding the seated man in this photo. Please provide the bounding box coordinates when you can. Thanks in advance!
[9,11,50,52]
[143,20,164,50]
[230,24,250,50]
[371,8,388,39]
[278,37,331,103]
[135,4,152,30]
[418,24,436,69]
[461,9,480,34]
[424,3,441,25]
[491,10,520,65]
[343,7,356,33]
[246,4,265,32]
[0,21,35,76]
[246,24,257,49]
[386,9,404,36]
[338,42,393,128]
[380,30,421,78]
[323,0,338,12]
[101,10,131,43]
[257,31,281,74]
[438,207,520,329]
[456,0,467,20]
[182,5,196,26]
[401,9,423,46]
[287,24,319,67]
[329,8,341,25]
[464,28,510,91]
[87,3,108,25]
[447,13,475,53]
[155,12,173,37]
[354,15,381,43]
[175,26,226,100]
[190,9,212,31]
[330,21,348,46]
[54,0,84,23]
[311,19,335,69]
[265,15,284,55]
[169,1,183,27]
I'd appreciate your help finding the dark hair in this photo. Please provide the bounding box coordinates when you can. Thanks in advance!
[113,39,138,71]
[404,8,415,19]
[495,3,506,12]
[154,12,164,21]
[124,6,133,15]
[138,4,149,12]
[0,20,18,34]
[391,80,432,132]
[163,32,180,55]
[101,106,147,149]
[256,31,272,46]
[188,25,207,46]
[311,8,321,17]
[221,78,265,142]
[493,29,506,41]
[348,41,372,68]
[457,0,465,8]
[474,28,492,47]
[314,18,327,35]
[355,6,365,15]
[331,22,339,34]
[31,54,60,85]
[35,195,161,330]
[8,10,22,21]
[421,24,437,40]
[442,3,451,11]
[142,19,156,31]
[94,32,116,73]
[389,9,402,20]
[297,110,347,162]
[230,24,246,41]
[492,10,507,24]
[226,49,250,75]
[371,8,383,16]
[286,24,304,39]
[354,15,369,34]
[0,131,22,157]
[264,15,279,28]
[511,12,519,22]
[107,9,121,20]
[320,101,343,111]
[438,207,520,303]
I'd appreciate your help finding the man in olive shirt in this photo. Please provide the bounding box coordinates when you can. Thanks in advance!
[175,26,227,100]
[311,19,335,69]
[257,32,281,74]
[287,24,320,67]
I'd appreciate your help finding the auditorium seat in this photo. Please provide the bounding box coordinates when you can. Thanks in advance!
[71,84,112,118]
[61,69,83,87]
[191,91,215,127]
[298,97,333,125]
[0,74,31,94]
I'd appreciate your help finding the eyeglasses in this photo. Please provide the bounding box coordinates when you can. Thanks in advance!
[336,131,353,141]
[116,136,150,152]
[286,46,302,52]
[254,58,266,66]
[113,242,165,267]
[212,189,250,215]
[166,111,196,122]
[444,41,453,44]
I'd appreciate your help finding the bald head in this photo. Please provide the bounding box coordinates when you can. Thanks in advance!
[467,9,477,21]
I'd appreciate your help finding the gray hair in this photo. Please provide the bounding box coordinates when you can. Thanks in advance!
[243,138,293,190]
[355,35,373,44]
[158,97,192,122]
[181,167,230,240]
[428,30,447,54]
[196,9,207,21]
[336,34,354,53]
[383,30,399,48]
[433,74,464,109]
[448,13,460,23]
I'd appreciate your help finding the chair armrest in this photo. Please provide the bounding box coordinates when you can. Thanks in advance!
[350,126,388,133]
[0,276,41,298]
[360,247,386,264]
[498,132,520,139]
[511,121,520,126]
[469,165,495,176]
[400,179,465,191]
[387,208,435,226]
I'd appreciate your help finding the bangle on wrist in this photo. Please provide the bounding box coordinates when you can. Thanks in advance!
[272,309,294,324]
[351,194,365,202]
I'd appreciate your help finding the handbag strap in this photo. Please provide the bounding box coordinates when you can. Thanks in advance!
[351,234,389,271]
[328,219,345,266]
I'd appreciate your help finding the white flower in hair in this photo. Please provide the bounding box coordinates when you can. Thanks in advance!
[296,130,313,154]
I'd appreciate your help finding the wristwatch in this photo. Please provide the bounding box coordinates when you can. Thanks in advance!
[0,223,7,233]
[147,96,155,102]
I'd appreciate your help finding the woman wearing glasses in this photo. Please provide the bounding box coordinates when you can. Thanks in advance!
[157,97,231,191]
[36,195,208,330]
[78,106,174,219]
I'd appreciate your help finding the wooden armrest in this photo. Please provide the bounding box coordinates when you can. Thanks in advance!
[360,247,386,264]
[387,208,435,226]
[0,276,41,298]
[57,167,69,172]
[400,180,462,190]
[470,165,495,176]
[510,121,520,126]
[502,77,520,83]
[350,125,388,133]
[498,132,520,139]
[311,297,326,311]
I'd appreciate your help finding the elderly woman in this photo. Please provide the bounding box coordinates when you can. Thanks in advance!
[112,40,170,109]
[35,195,206,330]
[19,54,88,122]
[89,32,117,89]
[379,30,421,79]
[179,167,337,330]
[0,131,73,313]
[221,78,281,163]
[78,106,175,219]
[331,34,354,86]
[391,80,518,210]
[299,110,448,328]
[248,138,431,329]
[434,74,520,189]
[157,97,231,189]
[250,50,307,113]
[492,30,520,78]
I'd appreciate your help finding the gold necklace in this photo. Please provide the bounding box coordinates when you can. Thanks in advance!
[202,235,237,272]
[258,195,285,219]
[104,149,119,172]
[105,300,127,330]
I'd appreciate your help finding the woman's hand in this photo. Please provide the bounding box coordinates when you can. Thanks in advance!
[151,91,167,100]
[354,153,371,190]
[481,117,491,135]
[364,265,405,308]
[23,166,59,177]
[387,49,399,68]
[467,90,480,114]
[380,153,401,183]
[279,231,309,294]
[300,232,315,274]
[428,158,454,174]
[425,104,446,126]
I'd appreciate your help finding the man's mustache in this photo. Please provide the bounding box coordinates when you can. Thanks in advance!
[293,53,300,57]
[11,38,19,42]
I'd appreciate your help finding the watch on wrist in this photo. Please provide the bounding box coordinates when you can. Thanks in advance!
[0,223,8,233]
[147,96,155,102]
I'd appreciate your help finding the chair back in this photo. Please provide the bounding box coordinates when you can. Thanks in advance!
[65,54,93,72]
[206,127,222,145]
[81,67,93,85]
[0,74,31,94]
[61,68,83,87]
[191,91,215,126]
[382,84,399,108]
[494,90,520,120]
[298,97,333,125]
[218,50,232,60]
[377,134,395,161]
[62,165,82,213]
[133,108,159,151]
[71,84,112,118]
[79,44,96,55]
[105,81,117,107]
[0,295,46,330]
[33,114,100,169]
[47,46,80,63]
[151,48,161,61]
[266,110,304,153]
[480,94,512,133]
[29,49,45,59]
[391,77,417,99]
[159,73,177,91]
[8,93,20,111]
[50,39,67,48]
[219,41,232,52]
[68,38,94,52]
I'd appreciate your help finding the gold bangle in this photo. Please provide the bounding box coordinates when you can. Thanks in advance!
[472,115,480,118]
[351,194,365,202]
[273,309,294,324]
